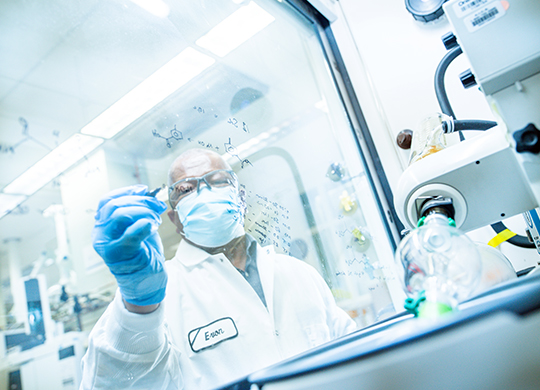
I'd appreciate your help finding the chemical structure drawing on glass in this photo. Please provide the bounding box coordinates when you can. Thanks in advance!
[224,137,252,168]
[151,105,252,167]
[6,204,30,217]
[0,117,97,188]
[333,219,395,284]
[0,117,60,154]
[242,185,292,254]
[152,125,183,148]
[334,252,395,286]
[335,254,376,280]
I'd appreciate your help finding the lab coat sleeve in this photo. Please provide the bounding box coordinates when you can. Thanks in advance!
[80,291,183,390]
[328,300,359,339]
[309,265,358,339]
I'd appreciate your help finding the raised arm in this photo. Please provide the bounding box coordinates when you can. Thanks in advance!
[80,185,182,389]
[92,184,168,308]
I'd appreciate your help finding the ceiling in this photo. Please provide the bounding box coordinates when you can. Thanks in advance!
[0,0,318,285]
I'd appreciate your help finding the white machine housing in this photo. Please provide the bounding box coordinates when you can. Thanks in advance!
[395,126,537,231]
[396,0,540,233]
[0,332,85,390]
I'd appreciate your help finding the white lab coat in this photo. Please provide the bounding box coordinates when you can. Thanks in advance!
[80,240,357,390]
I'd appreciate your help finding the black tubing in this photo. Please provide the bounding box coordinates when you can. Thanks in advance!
[434,48,532,249]
[517,266,536,277]
[453,120,498,132]
[434,46,463,119]
[491,221,536,249]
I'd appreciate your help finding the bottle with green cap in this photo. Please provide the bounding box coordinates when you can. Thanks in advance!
[395,212,482,318]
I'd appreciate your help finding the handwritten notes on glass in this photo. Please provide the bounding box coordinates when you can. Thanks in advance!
[242,185,291,254]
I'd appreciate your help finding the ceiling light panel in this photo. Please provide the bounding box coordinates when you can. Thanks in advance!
[0,194,27,219]
[196,1,275,57]
[3,134,104,196]
[130,0,170,18]
[80,47,215,139]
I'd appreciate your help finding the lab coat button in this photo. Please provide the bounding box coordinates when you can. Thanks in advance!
[274,330,279,336]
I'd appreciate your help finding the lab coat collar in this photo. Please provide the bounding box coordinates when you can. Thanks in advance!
[173,239,218,266]
[172,237,277,317]
[172,235,268,267]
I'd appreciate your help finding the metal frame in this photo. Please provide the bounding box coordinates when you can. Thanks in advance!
[286,0,404,249]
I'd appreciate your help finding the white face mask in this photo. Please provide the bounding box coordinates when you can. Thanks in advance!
[175,186,245,248]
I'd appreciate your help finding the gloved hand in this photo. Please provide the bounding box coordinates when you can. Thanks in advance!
[92,185,168,306]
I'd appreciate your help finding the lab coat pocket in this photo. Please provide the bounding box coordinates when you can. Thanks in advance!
[304,323,331,348]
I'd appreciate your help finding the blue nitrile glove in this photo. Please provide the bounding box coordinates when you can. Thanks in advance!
[92,185,168,306]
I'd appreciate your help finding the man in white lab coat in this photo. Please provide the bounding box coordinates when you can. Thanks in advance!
[80,148,357,390]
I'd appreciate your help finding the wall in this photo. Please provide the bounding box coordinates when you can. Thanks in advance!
[315,0,538,271]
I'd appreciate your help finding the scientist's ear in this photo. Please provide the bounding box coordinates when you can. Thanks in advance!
[167,209,183,235]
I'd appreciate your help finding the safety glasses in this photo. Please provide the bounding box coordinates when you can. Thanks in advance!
[168,169,237,207]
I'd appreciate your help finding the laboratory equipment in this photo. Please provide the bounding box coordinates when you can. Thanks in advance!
[216,271,540,390]
[524,209,540,254]
[0,275,85,390]
[408,112,451,165]
[0,332,86,390]
[396,0,540,240]
[396,129,413,150]
[472,242,517,294]
[216,1,540,388]
[326,162,346,182]
[405,0,448,23]
[338,190,358,215]
[350,227,370,252]
[395,212,482,317]
[2,276,54,352]
[395,120,538,232]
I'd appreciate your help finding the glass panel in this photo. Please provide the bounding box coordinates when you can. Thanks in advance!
[0,0,403,387]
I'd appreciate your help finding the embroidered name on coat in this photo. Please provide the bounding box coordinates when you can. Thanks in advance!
[188,317,238,352]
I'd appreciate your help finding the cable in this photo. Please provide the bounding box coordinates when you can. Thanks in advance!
[434,47,497,133]
[517,266,535,277]
[433,47,534,250]
[491,221,535,249]
[434,46,463,119]
[453,119,497,132]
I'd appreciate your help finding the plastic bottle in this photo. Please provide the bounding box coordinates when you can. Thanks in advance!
[394,213,482,318]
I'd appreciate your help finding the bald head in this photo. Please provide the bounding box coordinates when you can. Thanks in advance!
[168,148,231,185]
